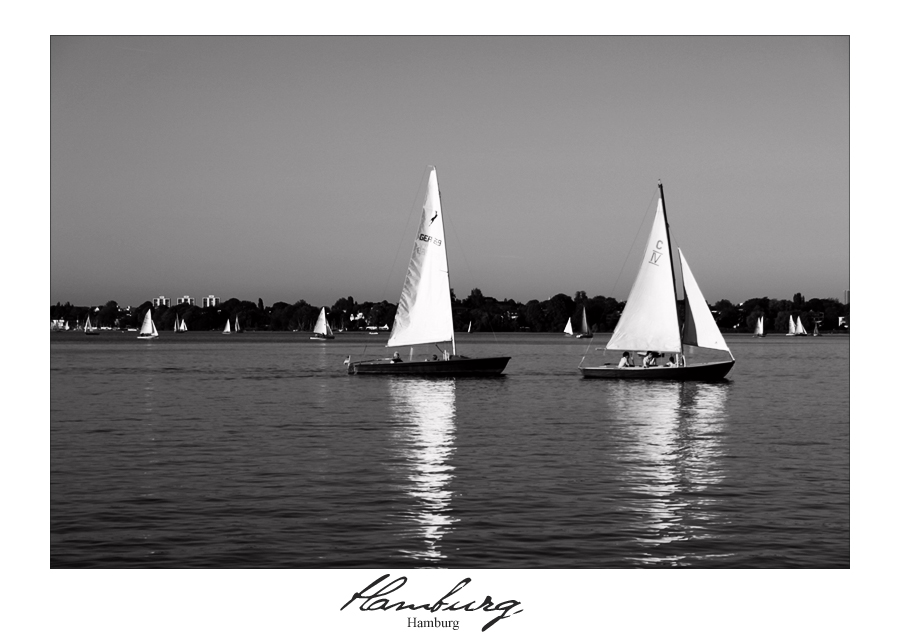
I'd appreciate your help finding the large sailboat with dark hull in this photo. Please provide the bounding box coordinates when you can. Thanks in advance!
[347,167,510,376]
[579,181,734,381]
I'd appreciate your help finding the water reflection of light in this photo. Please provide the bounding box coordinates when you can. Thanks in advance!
[607,381,729,565]
[388,378,457,563]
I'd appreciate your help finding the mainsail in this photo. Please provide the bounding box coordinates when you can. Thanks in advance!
[387,167,454,350]
[313,307,333,336]
[563,318,574,336]
[139,310,158,337]
[223,319,231,334]
[580,307,590,335]
[679,249,733,356]
[795,316,807,335]
[607,198,682,353]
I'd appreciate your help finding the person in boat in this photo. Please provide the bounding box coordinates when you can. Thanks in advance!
[618,352,634,368]
[665,355,677,367]
[391,352,403,363]
[641,352,659,368]
[432,354,438,361]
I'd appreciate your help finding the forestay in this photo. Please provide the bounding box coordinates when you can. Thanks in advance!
[387,167,454,349]
[606,198,682,353]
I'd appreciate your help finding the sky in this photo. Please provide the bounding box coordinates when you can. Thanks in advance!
[50,36,849,308]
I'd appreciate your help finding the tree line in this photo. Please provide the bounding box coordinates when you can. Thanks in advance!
[50,290,849,334]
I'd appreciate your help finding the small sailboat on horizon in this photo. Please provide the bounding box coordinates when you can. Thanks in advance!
[310,307,335,340]
[347,166,510,376]
[563,317,574,337]
[84,314,99,336]
[223,318,231,335]
[575,306,593,339]
[579,181,734,381]
[137,309,159,340]
[753,316,765,338]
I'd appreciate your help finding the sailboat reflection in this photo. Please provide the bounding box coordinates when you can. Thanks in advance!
[388,377,458,563]
[607,381,729,565]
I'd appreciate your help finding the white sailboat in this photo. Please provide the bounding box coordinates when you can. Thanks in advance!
[563,317,574,337]
[580,181,735,381]
[310,307,335,340]
[348,166,510,375]
[813,321,820,336]
[137,309,159,339]
[84,314,99,335]
[467,321,472,333]
[794,315,808,336]
[753,316,765,338]
[179,317,188,332]
[786,315,796,336]
[234,315,242,333]
[575,306,593,339]
[223,318,231,334]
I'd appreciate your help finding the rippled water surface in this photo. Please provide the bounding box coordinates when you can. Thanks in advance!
[50,332,849,567]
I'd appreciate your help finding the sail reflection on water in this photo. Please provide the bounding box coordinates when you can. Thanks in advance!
[606,381,729,565]
[388,377,458,563]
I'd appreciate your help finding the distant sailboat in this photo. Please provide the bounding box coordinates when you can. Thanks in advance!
[223,318,231,335]
[467,321,472,333]
[137,309,159,339]
[786,315,797,336]
[179,317,188,332]
[84,314,99,335]
[753,316,765,338]
[794,315,808,336]
[575,306,593,339]
[347,166,510,375]
[310,307,335,340]
[234,315,242,333]
[579,181,734,380]
[563,317,574,337]
[813,321,820,336]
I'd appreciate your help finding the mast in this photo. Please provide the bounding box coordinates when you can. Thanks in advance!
[436,167,456,357]
[658,180,684,361]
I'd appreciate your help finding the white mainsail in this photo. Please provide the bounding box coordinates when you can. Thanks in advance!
[139,310,158,337]
[313,307,333,336]
[754,316,764,336]
[235,315,241,332]
[85,315,93,331]
[180,318,188,332]
[223,319,231,334]
[795,316,807,335]
[607,198,682,353]
[387,166,454,350]
[787,315,796,335]
[580,307,590,335]
[679,249,733,357]
[563,317,574,336]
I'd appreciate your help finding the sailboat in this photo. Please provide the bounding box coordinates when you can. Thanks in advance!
[753,316,765,338]
[84,314,99,335]
[137,309,159,340]
[813,321,820,336]
[178,317,188,332]
[794,315,808,336]
[579,181,734,381]
[234,315,242,333]
[223,318,231,334]
[310,307,335,340]
[786,315,796,336]
[467,321,472,333]
[575,306,593,339]
[563,317,574,337]
[347,166,510,375]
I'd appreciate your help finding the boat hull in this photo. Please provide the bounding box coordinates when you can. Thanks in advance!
[348,356,510,376]
[580,359,734,381]
[310,334,335,340]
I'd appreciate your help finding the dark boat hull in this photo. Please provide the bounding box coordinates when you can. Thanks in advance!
[348,356,510,376]
[580,360,734,381]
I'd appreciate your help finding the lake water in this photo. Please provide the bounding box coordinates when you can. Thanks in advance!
[50,331,849,568]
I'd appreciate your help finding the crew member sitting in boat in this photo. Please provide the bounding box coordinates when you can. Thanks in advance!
[391,352,403,363]
[665,355,677,367]
[618,352,634,368]
[642,352,660,368]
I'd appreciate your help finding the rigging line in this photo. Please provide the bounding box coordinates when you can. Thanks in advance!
[608,185,659,301]
[442,189,502,344]
[379,167,430,304]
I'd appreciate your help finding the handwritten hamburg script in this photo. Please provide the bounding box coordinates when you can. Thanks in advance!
[341,574,523,631]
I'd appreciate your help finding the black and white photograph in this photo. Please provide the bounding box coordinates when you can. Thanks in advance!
[35,17,870,633]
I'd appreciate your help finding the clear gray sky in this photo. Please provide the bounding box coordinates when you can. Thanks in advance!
[51,36,849,307]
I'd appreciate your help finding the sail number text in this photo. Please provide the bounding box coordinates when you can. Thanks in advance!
[419,233,442,246]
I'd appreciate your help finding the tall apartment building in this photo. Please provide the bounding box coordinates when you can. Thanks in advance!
[152,295,171,308]
[176,295,195,306]
[202,295,220,308]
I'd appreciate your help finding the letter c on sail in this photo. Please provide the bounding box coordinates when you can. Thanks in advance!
[656,240,664,250]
